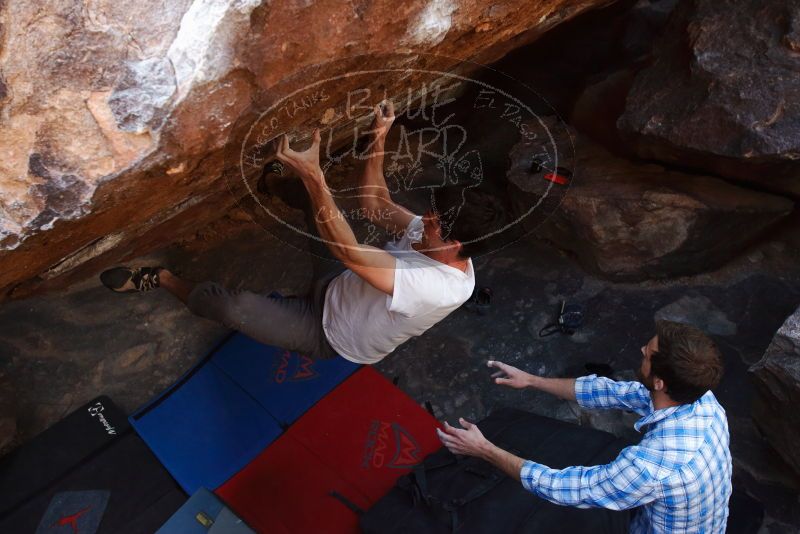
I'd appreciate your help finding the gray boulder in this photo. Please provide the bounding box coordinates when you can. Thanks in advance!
[750,306,800,476]
[618,0,800,197]
[507,118,793,281]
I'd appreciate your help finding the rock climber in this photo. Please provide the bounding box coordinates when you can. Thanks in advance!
[101,101,495,364]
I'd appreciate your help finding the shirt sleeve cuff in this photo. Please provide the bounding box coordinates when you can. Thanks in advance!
[520,460,547,493]
[405,215,424,243]
[574,374,598,409]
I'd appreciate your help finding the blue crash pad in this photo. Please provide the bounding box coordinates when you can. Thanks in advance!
[156,487,255,534]
[211,333,359,426]
[130,361,282,494]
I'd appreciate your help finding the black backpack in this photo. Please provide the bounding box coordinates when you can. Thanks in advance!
[361,409,633,534]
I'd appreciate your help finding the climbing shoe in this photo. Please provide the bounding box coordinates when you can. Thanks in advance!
[100,266,163,293]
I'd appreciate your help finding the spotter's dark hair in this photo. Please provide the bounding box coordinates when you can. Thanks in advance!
[651,320,723,404]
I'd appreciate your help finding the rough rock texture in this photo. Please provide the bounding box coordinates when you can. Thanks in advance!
[619,0,679,62]
[0,0,615,300]
[569,68,636,155]
[0,370,17,456]
[484,0,642,118]
[507,118,794,281]
[566,0,679,155]
[655,295,737,336]
[750,306,800,476]
[618,0,800,197]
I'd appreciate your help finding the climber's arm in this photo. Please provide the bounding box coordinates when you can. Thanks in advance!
[357,101,416,235]
[275,130,396,296]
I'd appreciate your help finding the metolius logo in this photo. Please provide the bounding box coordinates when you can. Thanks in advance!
[87,402,116,435]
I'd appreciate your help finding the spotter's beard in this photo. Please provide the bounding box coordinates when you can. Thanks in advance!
[637,367,656,392]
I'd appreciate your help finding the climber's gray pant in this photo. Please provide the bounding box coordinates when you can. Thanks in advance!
[186,270,341,359]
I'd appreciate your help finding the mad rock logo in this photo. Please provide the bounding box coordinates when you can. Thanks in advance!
[362,420,421,470]
[272,351,318,383]
[87,402,116,435]
[225,52,574,261]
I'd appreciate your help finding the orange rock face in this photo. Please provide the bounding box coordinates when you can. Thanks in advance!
[0,0,613,299]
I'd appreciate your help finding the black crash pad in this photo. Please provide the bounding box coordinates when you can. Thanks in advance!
[0,396,185,534]
[0,432,186,534]
[0,396,129,516]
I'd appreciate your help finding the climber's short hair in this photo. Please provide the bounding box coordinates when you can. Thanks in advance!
[431,186,507,260]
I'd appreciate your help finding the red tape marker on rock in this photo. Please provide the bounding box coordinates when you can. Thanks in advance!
[543,166,572,185]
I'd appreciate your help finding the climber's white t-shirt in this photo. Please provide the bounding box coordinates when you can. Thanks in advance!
[322,216,475,364]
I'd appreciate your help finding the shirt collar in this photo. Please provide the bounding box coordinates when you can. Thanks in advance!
[634,398,697,433]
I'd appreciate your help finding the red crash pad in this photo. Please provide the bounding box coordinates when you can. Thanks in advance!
[216,433,368,533]
[217,368,441,533]
[287,367,442,504]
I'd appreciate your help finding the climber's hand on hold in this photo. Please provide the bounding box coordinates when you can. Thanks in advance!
[275,129,325,187]
[371,100,395,140]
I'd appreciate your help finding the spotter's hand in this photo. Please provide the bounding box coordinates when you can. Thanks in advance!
[275,128,324,185]
[436,418,491,458]
[488,360,533,389]
[372,100,395,140]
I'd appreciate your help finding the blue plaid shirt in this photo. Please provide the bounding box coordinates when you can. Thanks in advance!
[520,375,732,533]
